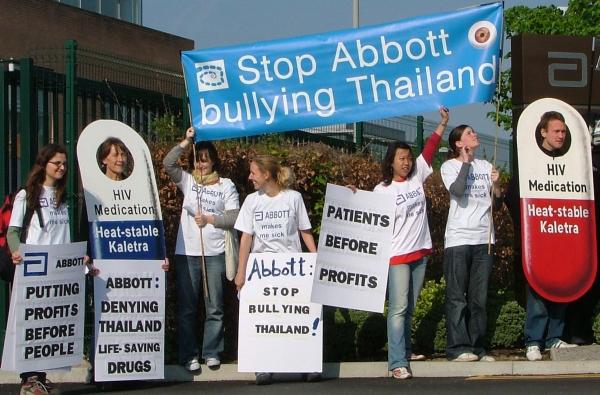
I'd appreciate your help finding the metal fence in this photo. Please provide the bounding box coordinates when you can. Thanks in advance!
[0,40,187,355]
[302,116,511,169]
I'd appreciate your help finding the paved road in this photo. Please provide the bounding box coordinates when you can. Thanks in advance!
[3,376,600,395]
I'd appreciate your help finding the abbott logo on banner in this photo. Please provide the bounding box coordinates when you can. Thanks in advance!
[196,60,229,92]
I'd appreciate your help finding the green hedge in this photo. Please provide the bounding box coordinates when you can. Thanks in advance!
[321,281,526,361]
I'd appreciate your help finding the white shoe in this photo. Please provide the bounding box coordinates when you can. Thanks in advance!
[451,352,478,362]
[549,340,578,349]
[391,366,412,379]
[479,355,495,362]
[185,357,201,371]
[526,345,542,361]
[205,357,220,367]
[410,353,427,361]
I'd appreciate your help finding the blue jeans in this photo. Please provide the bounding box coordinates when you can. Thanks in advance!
[387,258,427,370]
[443,244,493,359]
[176,254,226,364]
[524,286,567,349]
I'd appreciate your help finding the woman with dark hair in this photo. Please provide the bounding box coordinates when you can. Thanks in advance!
[96,137,133,180]
[7,143,89,394]
[163,127,239,371]
[440,124,501,362]
[373,107,448,379]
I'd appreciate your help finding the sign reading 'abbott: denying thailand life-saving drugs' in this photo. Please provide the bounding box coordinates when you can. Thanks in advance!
[182,3,503,141]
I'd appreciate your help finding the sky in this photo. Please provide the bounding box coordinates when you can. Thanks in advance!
[143,0,566,138]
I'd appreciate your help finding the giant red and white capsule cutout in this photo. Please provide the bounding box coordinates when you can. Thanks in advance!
[517,98,597,302]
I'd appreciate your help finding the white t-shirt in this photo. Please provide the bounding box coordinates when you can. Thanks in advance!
[234,189,311,253]
[374,155,433,259]
[9,187,71,245]
[441,158,495,248]
[175,173,239,256]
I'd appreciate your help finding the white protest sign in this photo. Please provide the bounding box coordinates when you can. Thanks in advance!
[77,120,165,381]
[311,183,394,313]
[1,242,87,372]
[238,253,322,373]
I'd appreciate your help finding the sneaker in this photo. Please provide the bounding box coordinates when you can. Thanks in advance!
[479,355,495,362]
[526,345,542,361]
[410,353,427,361]
[450,352,478,362]
[205,357,220,368]
[20,375,60,395]
[391,366,412,379]
[255,372,273,385]
[185,357,201,372]
[549,340,578,349]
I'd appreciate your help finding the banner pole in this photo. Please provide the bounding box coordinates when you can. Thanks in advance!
[489,1,505,255]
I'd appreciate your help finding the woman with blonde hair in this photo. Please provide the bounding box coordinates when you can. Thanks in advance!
[234,154,317,384]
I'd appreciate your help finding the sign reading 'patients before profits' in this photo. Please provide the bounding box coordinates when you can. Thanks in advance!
[77,120,166,382]
[238,253,322,373]
[182,3,502,141]
[1,242,87,372]
[311,184,395,313]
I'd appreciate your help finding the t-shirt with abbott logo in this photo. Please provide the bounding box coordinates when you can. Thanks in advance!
[176,173,239,256]
[235,189,311,253]
[441,158,494,248]
[373,155,433,261]
[9,186,71,245]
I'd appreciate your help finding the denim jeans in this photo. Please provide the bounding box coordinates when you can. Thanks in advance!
[387,258,427,370]
[176,254,226,364]
[444,244,493,359]
[524,285,567,349]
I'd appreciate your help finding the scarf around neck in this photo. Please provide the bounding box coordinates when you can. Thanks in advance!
[192,170,219,186]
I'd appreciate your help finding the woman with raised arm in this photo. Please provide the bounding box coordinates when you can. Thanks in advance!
[163,127,239,371]
[373,107,449,379]
[440,124,501,363]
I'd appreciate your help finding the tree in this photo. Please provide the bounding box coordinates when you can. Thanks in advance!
[489,0,600,131]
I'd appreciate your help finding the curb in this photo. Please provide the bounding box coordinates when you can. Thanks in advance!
[3,360,600,383]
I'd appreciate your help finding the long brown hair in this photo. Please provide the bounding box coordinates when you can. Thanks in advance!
[25,144,68,209]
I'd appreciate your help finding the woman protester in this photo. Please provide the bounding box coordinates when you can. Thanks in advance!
[96,137,133,181]
[163,127,239,371]
[371,107,449,379]
[234,154,317,385]
[440,124,501,362]
[7,144,94,395]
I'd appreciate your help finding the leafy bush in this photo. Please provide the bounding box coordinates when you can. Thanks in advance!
[592,303,600,344]
[489,300,526,348]
[412,279,446,354]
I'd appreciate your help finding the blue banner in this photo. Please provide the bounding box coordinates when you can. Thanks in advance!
[182,3,503,141]
[89,220,166,261]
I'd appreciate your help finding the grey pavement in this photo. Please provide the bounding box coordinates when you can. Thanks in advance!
[4,376,600,395]
[2,345,600,384]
